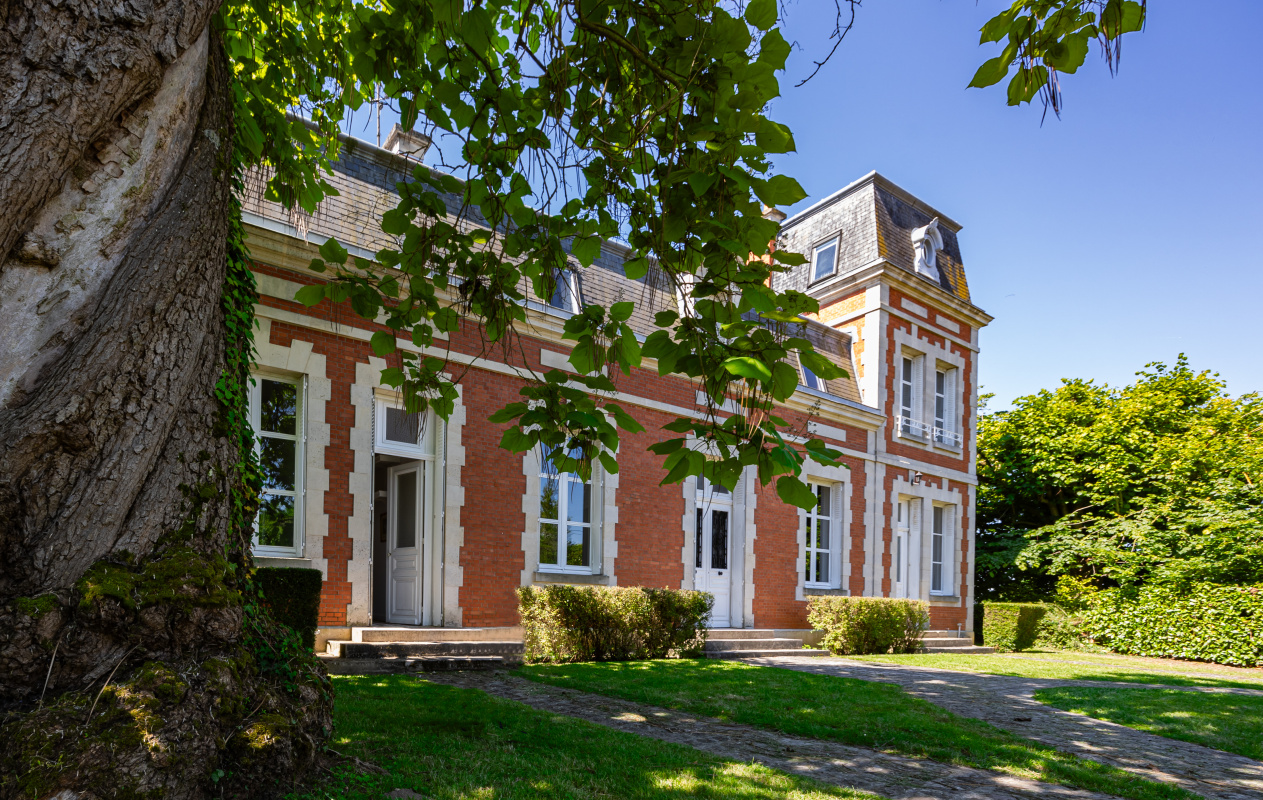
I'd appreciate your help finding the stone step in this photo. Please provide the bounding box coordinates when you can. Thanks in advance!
[706,648,831,659]
[706,629,782,640]
[921,645,995,654]
[353,626,523,644]
[920,637,981,648]
[327,640,524,659]
[923,630,970,636]
[319,654,507,674]
[704,638,807,652]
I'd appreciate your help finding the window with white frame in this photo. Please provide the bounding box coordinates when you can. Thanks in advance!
[931,504,952,594]
[538,445,593,572]
[546,268,581,313]
[804,482,836,586]
[800,361,823,391]
[812,237,839,282]
[375,399,428,458]
[933,367,959,446]
[898,354,925,437]
[251,375,304,556]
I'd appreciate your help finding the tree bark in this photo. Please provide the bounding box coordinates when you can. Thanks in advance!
[0,5,332,798]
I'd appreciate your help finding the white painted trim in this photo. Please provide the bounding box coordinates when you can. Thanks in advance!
[796,461,851,599]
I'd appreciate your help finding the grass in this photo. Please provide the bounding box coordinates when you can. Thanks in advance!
[288,675,882,800]
[1035,686,1263,762]
[846,651,1263,690]
[518,660,1197,800]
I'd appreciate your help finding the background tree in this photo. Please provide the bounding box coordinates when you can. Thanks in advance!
[976,356,1263,601]
[0,0,1146,796]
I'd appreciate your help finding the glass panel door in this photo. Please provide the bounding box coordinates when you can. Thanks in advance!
[694,480,732,627]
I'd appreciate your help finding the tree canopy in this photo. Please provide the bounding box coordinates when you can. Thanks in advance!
[977,357,1263,601]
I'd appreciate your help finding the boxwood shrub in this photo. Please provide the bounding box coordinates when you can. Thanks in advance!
[1083,583,1263,667]
[979,602,1047,652]
[255,567,323,650]
[807,596,928,655]
[517,585,710,663]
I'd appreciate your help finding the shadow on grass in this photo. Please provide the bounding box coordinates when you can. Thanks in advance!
[519,660,1195,800]
[1035,685,1263,762]
[286,675,877,800]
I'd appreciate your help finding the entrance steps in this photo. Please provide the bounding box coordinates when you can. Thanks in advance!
[919,629,994,654]
[704,628,830,659]
[319,627,524,674]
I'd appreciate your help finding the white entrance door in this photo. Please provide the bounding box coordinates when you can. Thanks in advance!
[387,462,423,625]
[894,499,909,598]
[694,478,732,627]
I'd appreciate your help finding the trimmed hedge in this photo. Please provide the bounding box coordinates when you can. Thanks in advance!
[255,567,323,650]
[807,596,928,655]
[979,602,1047,652]
[1034,606,1093,651]
[1084,584,1263,667]
[517,585,710,663]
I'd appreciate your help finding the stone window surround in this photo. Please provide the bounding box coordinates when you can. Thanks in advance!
[520,446,619,586]
[249,370,306,559]
[680,467,756,628]
[891,473,962,601]
[795,461,852,600]
[891,324,966,455]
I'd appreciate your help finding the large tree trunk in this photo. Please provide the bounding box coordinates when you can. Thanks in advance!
[0,3,332,798]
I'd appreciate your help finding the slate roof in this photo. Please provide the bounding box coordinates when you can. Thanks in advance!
[241,133,863,407]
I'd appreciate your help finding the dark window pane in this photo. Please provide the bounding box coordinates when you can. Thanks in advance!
[395,471,416,548]
[932,533,943,563]
[566,478,590,524]
[259,437,295,491]
[540,476,559,521]
[817,520,830,552]
[816,550,829,583]
[385,407,421,445]
[802,364,820,390]
[566,524,589,567]
[813,241,837,280]
[711,510,728,570]
[258,494,295,548]
[933,505,944,533]
[695,509,703,568]
[540,522,558,565]
[816,484,830,517]
[260,380,297,435]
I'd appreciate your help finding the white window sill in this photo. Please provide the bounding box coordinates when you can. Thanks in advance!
[253,548,304,560]
[929,593,961,604]
[803,586,848,597]
[533,570,610,586]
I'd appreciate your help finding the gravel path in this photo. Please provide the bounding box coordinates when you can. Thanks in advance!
[746,656,1263,800]
[426,670,1125,800]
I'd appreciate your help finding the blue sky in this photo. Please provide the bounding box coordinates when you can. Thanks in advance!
[767,1,1263,409]
[345,2,1262,410]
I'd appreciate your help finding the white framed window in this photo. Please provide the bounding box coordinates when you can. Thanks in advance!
[546,268,580,313]
[250,375,304,557]
[812,237,839,282]
[374,399,429,458]
[931,504,953,594]
[538,445,594,573]
[933,367,960,447]
[898,353,926,437]
[800,361,823,391]
[804,482,837,587]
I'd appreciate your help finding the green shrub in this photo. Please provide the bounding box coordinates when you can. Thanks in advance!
[980,602,1047,652]
[1083,583,1263,667]
[1034,606,1094,651]
[806,596,928,655]
[255,567,323,650]
[517,585,710,663]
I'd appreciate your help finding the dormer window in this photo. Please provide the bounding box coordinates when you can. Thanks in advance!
[546,268,580,313]
[812,237,839,282]
[800,361,823,391]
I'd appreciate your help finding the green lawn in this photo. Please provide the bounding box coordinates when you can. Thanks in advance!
[518,660,1195,800]
[846,652,1263,690]
[1035,686,1263,762]
[288,675,882,800]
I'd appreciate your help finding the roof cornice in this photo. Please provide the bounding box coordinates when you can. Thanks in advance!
[781,171,964,234]
[813,259,993,327]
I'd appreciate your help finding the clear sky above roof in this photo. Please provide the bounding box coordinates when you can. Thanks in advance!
[343,2,1262,410]
[767,0,1263,409]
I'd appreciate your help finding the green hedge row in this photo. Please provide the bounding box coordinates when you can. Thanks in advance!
[255,567,323,650]
[979,602,1047,652]
[517,585,710,663]
[807,596,928,655]
[1083,584,1263,667]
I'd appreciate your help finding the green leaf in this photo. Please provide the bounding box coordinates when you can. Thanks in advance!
[500,427,536,452]
[569,338,600,375]
[969,55,1011,89]
[723,356,772,383]
[751,174,807,206]
[370,330,397,357]
[609,302,634,322]
[294,284,325,307]
[307,258,326,274]
[800,349,846,380]
[757,28,791,70]
[571,235,602,266]
[319,237,349,265]
[744,0,777,31]
[777,476,818,510]
[755,119,794,154]
[598,450,619,475]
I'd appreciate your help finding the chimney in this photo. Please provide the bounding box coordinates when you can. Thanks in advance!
[383,124,432,160]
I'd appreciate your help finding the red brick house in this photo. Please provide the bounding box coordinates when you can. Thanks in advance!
[241,128,992,643]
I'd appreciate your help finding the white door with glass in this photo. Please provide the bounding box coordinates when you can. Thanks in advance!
[695,478,732,627]
[893,499,911,598]
[387,462,423,625]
